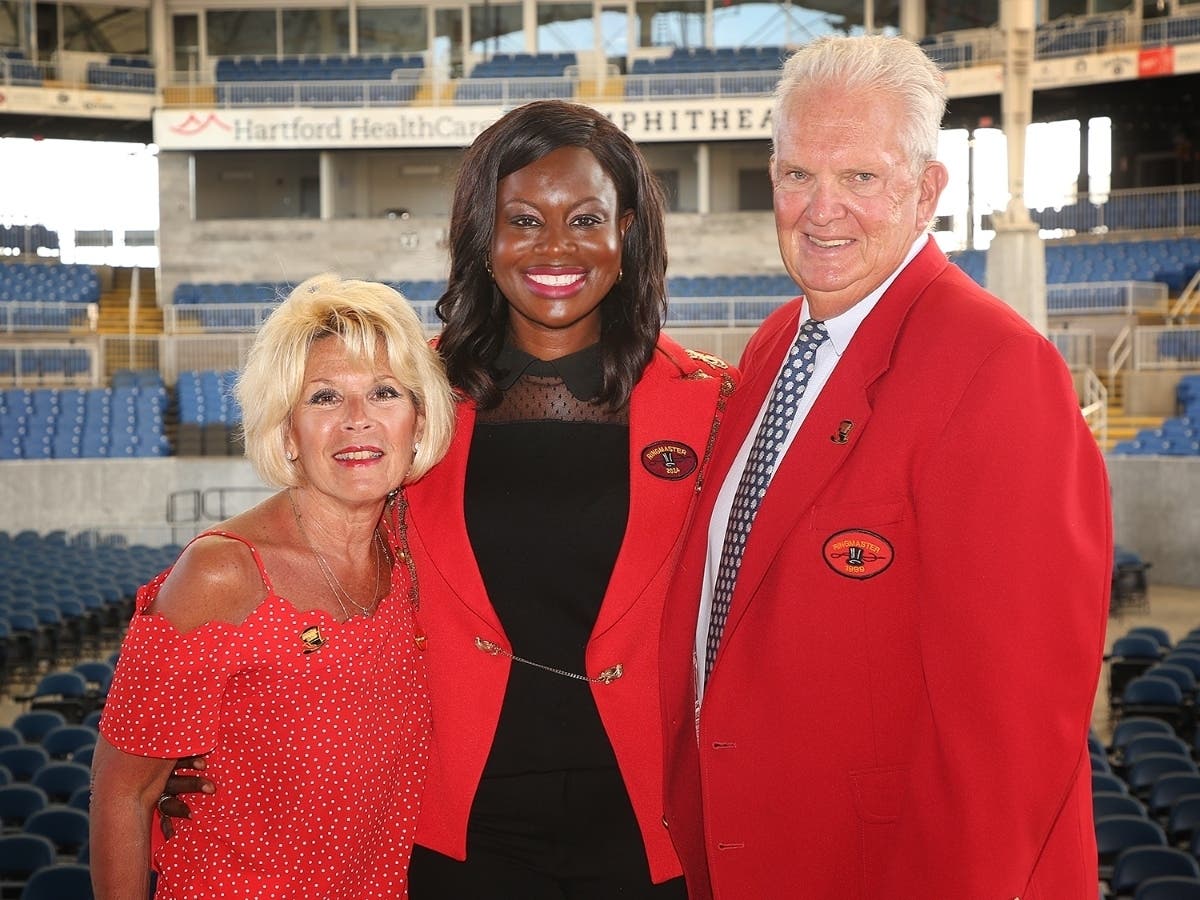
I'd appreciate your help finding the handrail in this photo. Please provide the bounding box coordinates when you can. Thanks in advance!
[1081,367,1108,448]
[1167,268,1200,324]
[1107,324,1132,396]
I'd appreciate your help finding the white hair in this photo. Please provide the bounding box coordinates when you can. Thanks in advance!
[772,34,948,173]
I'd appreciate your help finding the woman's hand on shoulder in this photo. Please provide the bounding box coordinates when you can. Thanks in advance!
[149,534,267,633]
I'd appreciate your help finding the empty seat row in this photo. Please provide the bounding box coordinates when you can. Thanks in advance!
[0,225,59,254]
[215,53,423,83]
[950,237,1200,290]
[0,263,99,304]
[469,52,578,79]
[177,369,240,426]
[0,349,92,379]
[86,57,154,91]
[173,278,447,304]
[0,384,169,459]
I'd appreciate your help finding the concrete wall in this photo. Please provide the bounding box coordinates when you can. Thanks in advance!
[1107,456,1200,587]
[0,458,271,545]
[5,455,1197,587]
[1123,370,1196,417]
[158,146,789,303]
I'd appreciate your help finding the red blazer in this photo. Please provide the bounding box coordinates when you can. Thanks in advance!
[660,242,1111,900]
[407,334,736,883]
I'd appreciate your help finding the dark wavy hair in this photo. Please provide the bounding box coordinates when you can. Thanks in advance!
[436,99,668,410]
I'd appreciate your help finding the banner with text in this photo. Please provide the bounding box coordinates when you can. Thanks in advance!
[0,84,154,119]
[153,98,777,150]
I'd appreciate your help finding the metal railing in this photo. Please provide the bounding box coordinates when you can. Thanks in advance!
[188,68,787,108]
[166,486,273,543]
[158,334,256,384]
[1134,325,1200,370]
[1033,184,1200,235]
[665,296,792,328]
[1036,12,1135,58]
[1046,281,1169,316]
[1168,269,1200,324]
[0,303,94,334]
[164,301,442,334]
[1048,328,1096,369]
[0,341,100,387]
[1081,367,1109,448]
[1107,324,1132,394]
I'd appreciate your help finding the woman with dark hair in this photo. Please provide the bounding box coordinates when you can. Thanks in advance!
[404,99,736,897]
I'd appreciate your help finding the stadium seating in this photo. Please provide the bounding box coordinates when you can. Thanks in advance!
[1112,377,1200,458]
[19,862,94,899]
[214,53,424,106]
[0,263,98,333]
[29,764,90,805]
[626,46,785,98]
[22,807,88,856]
[0,833,56,892]
[0,785,47,832]
[0,49,42,87]
[86,55,154,92]
[1137,876,1200,900]
[456,53,577,103]
[0,382,169,459]
[1096,814,1168,880]
[1111,847,1200,898]
[949,237,1200,294]
[0,263,99,305]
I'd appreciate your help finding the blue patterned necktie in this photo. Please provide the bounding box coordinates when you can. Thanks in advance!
[704,318,830,680]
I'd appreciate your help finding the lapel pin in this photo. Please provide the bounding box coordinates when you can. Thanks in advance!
[300,625,326,653]
[831,420,855,444]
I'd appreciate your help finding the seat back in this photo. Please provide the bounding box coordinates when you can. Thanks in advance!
[0,833,55,878]
[18,862,94,899]
[1112,846,1200,896]
[1096,813,1168,864]
[1136,875,1200,900]
[22,807,90,854]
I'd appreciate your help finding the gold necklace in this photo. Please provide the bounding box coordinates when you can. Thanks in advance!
[288,490,383,619]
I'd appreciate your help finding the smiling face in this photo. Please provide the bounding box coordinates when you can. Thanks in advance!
[771,84,948,321]
[490,145,632,358]
[285,335,424,507]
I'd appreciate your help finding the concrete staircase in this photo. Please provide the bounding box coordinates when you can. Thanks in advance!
[1103,371,1164,452]
[96,268,164,379]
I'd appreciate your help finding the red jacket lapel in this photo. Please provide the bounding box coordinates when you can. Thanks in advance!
[712,242,951,668]
[594,336,731,636]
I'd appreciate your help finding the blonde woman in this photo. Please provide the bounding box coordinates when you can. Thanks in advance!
[90,274,455,900]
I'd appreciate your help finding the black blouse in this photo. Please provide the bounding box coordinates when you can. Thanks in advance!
[465,341,630,777]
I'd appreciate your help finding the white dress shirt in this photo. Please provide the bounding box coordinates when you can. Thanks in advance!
[695,234,929,701]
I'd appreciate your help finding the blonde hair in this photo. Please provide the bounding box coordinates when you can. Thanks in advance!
[236,273,455,488]
[773,34,947,174]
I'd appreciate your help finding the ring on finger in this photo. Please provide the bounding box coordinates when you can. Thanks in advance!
[157,792,173,813]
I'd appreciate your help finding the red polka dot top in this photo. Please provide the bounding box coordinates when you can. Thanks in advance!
[100,528,431,899]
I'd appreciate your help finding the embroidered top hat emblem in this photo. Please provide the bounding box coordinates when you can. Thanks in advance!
[300,625,327,653]
[641,441,698,480]
[823,529,894,579]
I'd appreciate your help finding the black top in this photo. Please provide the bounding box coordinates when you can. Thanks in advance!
[465,341,630,777]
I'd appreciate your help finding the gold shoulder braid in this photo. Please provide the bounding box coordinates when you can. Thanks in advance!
[685,348,730,370]
[392,491,426,650]
[692,371,736,494]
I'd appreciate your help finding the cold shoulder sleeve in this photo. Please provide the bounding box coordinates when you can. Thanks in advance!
[100,570,258,758]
